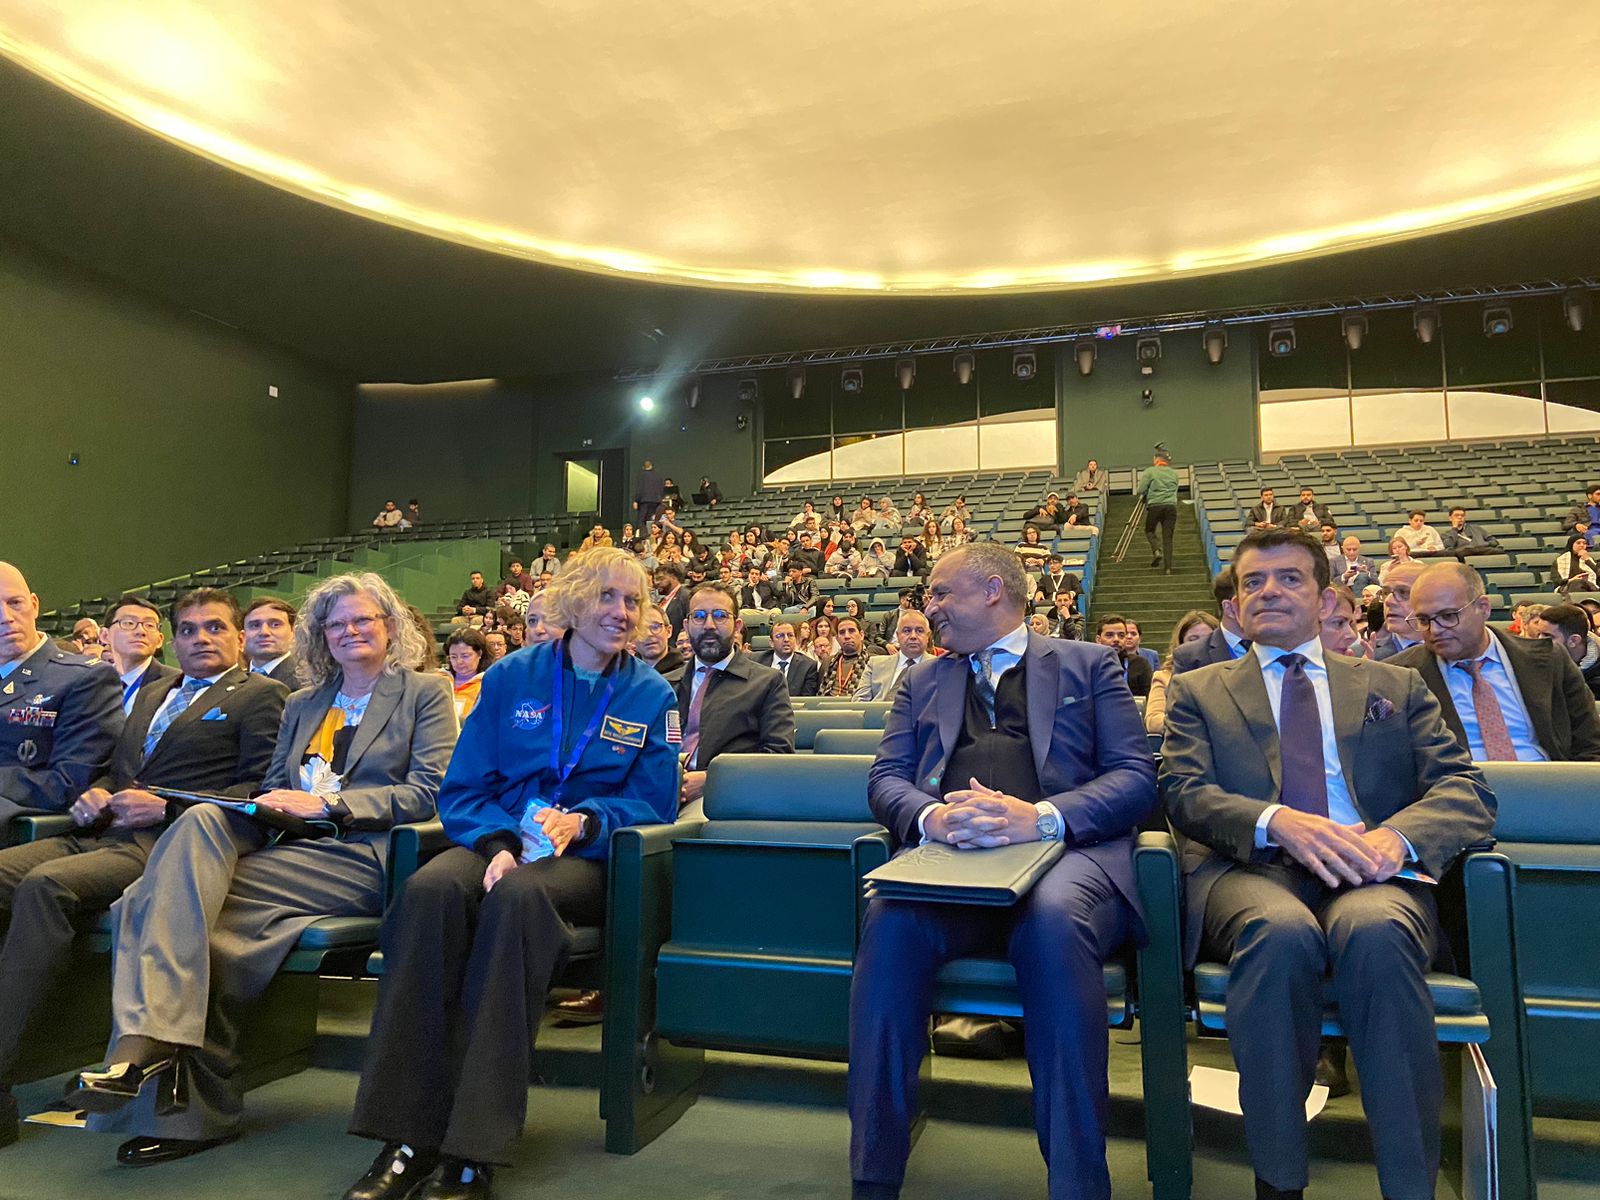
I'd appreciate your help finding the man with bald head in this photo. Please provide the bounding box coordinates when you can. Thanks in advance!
[0,563,122,834]
[1370,561,1426,661]
[853,610,932,701]
[1391,562,1600,761]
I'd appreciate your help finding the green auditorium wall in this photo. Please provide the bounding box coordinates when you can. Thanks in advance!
[1,237,355,605]
[1056,327,1259,471]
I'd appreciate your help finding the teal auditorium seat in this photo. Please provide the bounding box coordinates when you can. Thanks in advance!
[813,727,885,754]
[793,708,866,749]
[637,754,1194,1200]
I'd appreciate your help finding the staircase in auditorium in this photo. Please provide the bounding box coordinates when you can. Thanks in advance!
[1088,493,1213,642]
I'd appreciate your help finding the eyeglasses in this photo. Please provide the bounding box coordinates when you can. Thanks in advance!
[113,617,161,632]
[1404,603,1473,631]
[640,621,667,634]
[687,609,734,625]
[326,615,383,636]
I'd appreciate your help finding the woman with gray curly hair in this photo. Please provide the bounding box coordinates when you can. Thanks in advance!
[73,572,458,1164]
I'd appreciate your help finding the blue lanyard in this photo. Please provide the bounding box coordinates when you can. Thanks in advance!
[548,636,618,804]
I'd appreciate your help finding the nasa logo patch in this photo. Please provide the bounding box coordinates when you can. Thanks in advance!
[511,701,549,731]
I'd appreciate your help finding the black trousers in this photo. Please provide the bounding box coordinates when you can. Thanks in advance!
[349,846,606,1165]
[637,501,661,526]
[1144,504,1177,563]
[0,830,154,1085]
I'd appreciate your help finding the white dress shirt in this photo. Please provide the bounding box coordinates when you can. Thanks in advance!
[251,653,291,679]
[1438,632,1549,762]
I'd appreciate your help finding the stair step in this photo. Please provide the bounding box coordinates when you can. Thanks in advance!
[1089,491,1216,637]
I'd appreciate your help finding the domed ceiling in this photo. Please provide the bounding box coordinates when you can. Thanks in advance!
[4,1,1599,296]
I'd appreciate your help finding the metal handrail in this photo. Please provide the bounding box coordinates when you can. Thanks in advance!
[1113,496,1147,564]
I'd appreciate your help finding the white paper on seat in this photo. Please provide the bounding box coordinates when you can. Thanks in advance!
[1189,1064,1329,1121]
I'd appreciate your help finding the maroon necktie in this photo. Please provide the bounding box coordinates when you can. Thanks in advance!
[1276,654,1329,817]
[682,667,710,768]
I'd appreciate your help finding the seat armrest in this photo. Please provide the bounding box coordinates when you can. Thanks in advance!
[385,819,450,907]
[11,813,75,844]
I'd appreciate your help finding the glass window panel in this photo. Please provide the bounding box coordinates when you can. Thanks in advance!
[977,348,1053,416]
[905,424,979,475]
[1348,309,1443,391]
[979,413,1057,470]
[1444,298,1541,385]
[763,436,831,484]
[759,370,830,439]
[1547,400,1600,433]
[1446,389,1546,440]
[1546,379,1600,431]
[1350,390,1446,446]
[1539,293,1600,379]
[831,363,904,435]
[1257,315,1346,392]
[1258,395,1352,453]
[904,360,978,429]
[832,432,904,479]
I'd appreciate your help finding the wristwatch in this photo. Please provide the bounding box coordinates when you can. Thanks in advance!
[1035,804,1061,842]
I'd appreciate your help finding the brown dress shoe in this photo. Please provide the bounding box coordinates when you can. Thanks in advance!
[550,989,604,1025]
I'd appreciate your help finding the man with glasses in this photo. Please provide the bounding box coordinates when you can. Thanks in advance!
[242,598,298,687]
[753,620,821,697]
[675,585,794,819]
[1391,562,1600,761]
[1369,562,1425,661]
[103,595,177,716]
[630,604,686,685]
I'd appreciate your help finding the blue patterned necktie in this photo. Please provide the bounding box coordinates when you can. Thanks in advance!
[972,649,997,725]
[1276,654,1329,817]
[143,677,210,761]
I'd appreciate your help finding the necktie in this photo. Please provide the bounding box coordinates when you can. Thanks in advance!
[682,667,710,768]
[143,677,210,761]
[972,649,997,725]
[1275,654,1330,817]
[1459,659,1518,761]
[1233,639,1253,659]
[775,658,790,676]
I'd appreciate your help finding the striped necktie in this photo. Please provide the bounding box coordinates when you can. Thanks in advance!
[143,677,211,761]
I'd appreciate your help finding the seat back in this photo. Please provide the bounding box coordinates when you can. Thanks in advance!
[793,708,866,749]
[814,728,884,755]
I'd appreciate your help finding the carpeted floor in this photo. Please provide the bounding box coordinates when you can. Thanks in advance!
[2,981,1595,1200]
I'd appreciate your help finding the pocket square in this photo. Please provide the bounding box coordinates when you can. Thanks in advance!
[1058,695,1082,708]
[201,707,227,721]
[1363,696,1396,725]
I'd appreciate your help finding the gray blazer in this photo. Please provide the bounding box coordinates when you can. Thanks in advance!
[1160,650,1495,964]
[853,653,923,701]
[263,668,458,862]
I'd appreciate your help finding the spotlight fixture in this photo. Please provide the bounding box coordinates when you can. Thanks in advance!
[1413,306,1439,344]
[896,357,916,391]
[1201,324,1227,365]
[1266,322,1297,357]
[1483,306,1513,337]
[1140,388,1154,408]
[1074,340,1097,376]
[736,413,749,431]
[638,394,656,412]
[1564,286,1592,333]
[735,377,758,404]
[1135,335,1162,377]
[1012,350,1037,381]
[787,366,806,400]
[841,367,864,394]
[953,352,975,385]
[1341,313,1368,351]
[687,376,702,409]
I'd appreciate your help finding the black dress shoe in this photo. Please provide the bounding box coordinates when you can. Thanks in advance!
[68,1056,187,1116]
[344,1142,440,1200]
[1315,1042,1351,1098]
[1150,556,1162,567]
[1255,1179,1304,1200]
[550,989,604,1025]
[116,1134,233,1167]
[0,1090,17,1149]
[415,1160,493,1200]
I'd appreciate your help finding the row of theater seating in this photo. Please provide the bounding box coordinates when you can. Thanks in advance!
[9,727,1597,1200]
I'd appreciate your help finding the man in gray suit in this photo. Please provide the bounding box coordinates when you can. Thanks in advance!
[1369,561,1425,661]
[1171,570,1249,674]
[853,611,931,701]
[242,597,299,688]
[1161,528,1495,1200]
[1390,562,1600,762]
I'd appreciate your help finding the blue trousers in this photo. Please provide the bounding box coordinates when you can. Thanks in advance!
[848,853,1130,1200]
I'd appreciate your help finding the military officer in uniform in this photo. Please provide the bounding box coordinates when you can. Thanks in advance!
[0,563,122,837]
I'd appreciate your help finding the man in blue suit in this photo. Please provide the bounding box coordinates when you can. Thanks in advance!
[849,542,1156,1200]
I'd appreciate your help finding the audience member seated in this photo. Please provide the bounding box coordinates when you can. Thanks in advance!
[1029,613,1052,635]
[819,615,870,697]
[1552,533,1600,593]
[1124,620,1160,673]
[243,597,300,686]
[1061,493,1098,532]
[1527,603,1600,699]
[904,492,933,526]
[1508,600,1544,638]
[919,520,946,563]
[1392,562,1600,762]
[1332,537,1376,592]
[72,571,459,1167]
[661,476,684,508]
[1143,610,1220,735]
[863,537,895,577]
[787,501,820,532]
[1034,555,1081,608]
[696,476,722,508]
[482,630,509,667]
[1013,526,1050,573]
[789,531,827,578]
[1094,614,1152,697]
[444,628,489,722]
[0,586,284,1146]
[1392,510,1444,555]
[1377,537,1415,584]
[1047,590,1085,641]
[1320,585,1362,658]
[1022,493,1067,530]
[337,550,663,1200]
[736,565,779,611]
[1246,487,1282,530]
[753,620,820,697]
[65,618,105,661]
[1072,457,1108,494]
[500,561,535,596]
[456,571,495,617]
[1317,524,1342,568]
[1440,506,1501,555]
[825,535,865,580]
[939,495,974,531]
[893,534,930,578]
[1161,527,1494,1200]
[850,497,877,534]
[1290,487,1333,530]
[372,502,403,531]
[531,544,563,579]
[402,500,422,531]
[0,562,123,831]
[1172,570,1249,673]
[631,604,686,686]
[851,541,1153,1200]
[1370,562,1425,661]
[854,610,931,701]
[779,563,818,614]
[1560,483,1600,533]
[103,594,177,715]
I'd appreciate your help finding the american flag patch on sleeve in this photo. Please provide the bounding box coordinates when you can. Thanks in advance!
[666,710,682,744]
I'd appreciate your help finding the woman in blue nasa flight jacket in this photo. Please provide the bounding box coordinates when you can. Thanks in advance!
[343,547,675,1200]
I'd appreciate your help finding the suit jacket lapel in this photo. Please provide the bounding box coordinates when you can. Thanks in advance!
[1325,654,1367,800]
[164,666,244,739]
[1221,654,1282,791]
[1416,652,1468,747]
[128,672,182,751]
[287,678,344,767]
[1023,634,1057,780]
[344,670,402,775]
[935,654,967,763]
